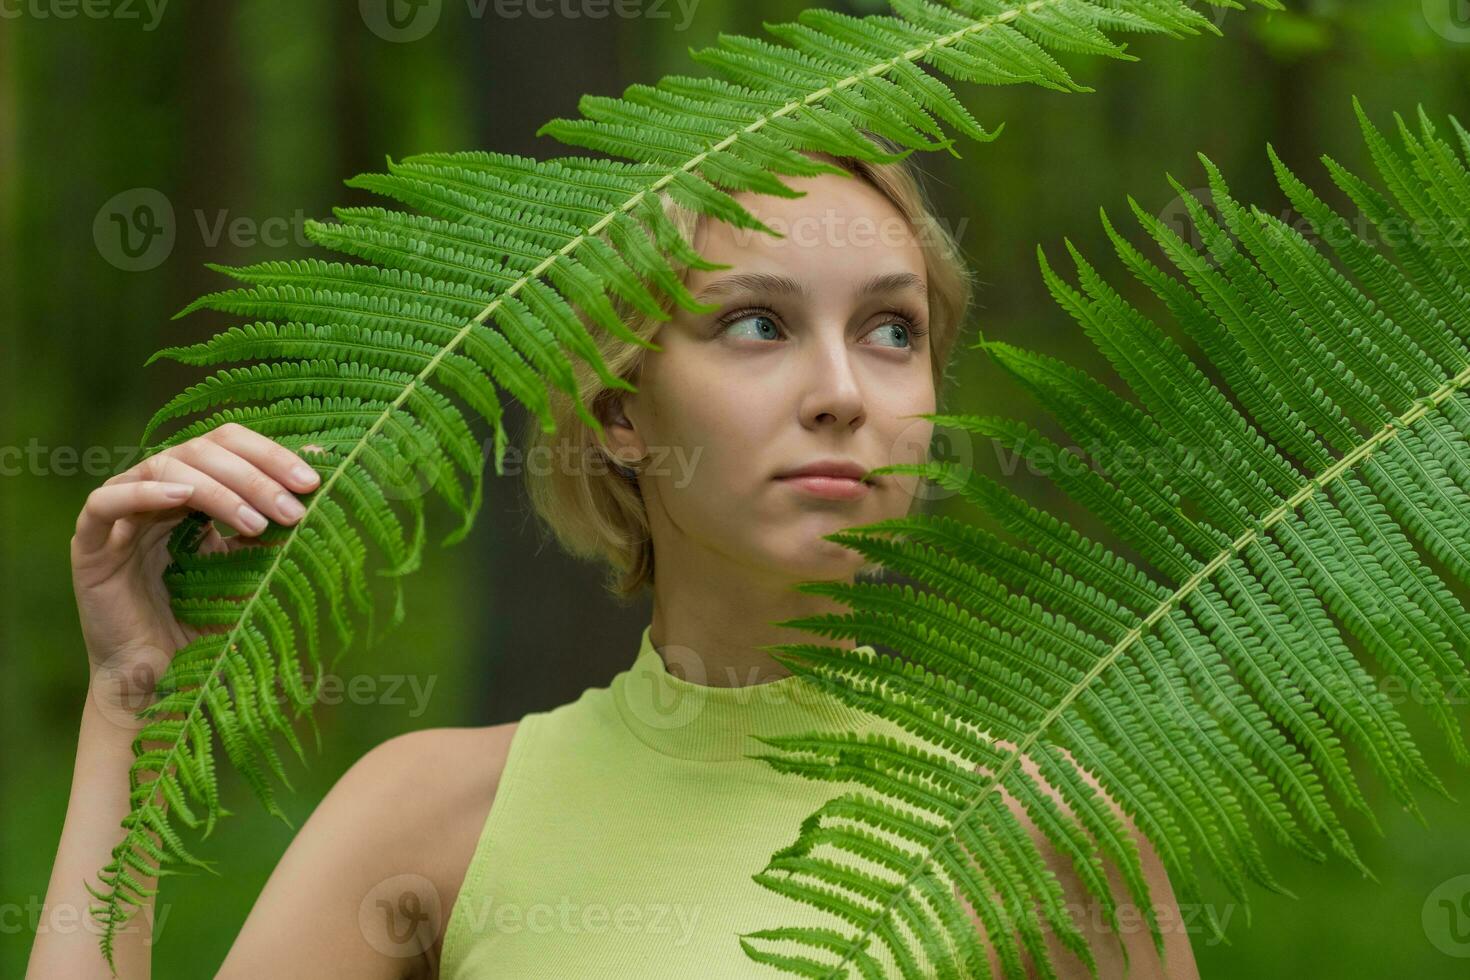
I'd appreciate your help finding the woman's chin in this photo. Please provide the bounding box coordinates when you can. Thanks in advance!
[762,541,866,584]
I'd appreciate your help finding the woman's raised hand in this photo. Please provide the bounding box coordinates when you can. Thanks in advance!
[70,422,324,723]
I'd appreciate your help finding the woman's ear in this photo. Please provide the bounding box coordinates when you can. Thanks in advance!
[598,396,647,470]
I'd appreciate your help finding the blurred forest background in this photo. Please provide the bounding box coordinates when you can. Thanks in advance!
[3,0,1470,975]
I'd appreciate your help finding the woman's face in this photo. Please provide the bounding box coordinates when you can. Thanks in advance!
[605,171,938,588]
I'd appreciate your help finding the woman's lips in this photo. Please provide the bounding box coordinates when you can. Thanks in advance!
[774,474,873,500]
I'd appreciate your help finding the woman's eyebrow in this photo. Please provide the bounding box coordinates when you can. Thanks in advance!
[696,272,809,302]
[694,270,925,302]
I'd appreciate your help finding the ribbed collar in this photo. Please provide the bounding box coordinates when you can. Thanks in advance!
[610,624,879,762]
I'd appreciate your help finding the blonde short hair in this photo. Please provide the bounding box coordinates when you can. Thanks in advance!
[523,138,977,600]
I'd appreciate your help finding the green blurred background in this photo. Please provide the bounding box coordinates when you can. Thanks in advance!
[3,0,1470,975]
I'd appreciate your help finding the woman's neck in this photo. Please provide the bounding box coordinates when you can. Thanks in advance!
[647,559,856,689]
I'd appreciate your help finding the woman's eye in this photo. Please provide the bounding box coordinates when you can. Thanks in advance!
[722,314,783,341]
[867,320,913,349]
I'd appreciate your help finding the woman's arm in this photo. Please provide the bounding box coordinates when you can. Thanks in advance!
[971,747,1202,979]
[27,682,170,979]
[210,730,443,980]
[30,720,516,980]
[33,426,320,978]
[34,423,515,978]
[1016,772,1201,979]
[31,424,329,978]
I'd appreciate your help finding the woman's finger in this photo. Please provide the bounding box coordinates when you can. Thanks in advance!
[205,422,323,493]
[170,434,312,528]
[131,454,279,539]
[73,480,195,552]
[74,426,324,555]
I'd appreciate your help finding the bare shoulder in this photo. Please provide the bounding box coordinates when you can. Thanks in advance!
[218,721,520,980]
[357,724,523,950]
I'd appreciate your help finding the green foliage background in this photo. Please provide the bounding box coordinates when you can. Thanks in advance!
[2,0,1469,975]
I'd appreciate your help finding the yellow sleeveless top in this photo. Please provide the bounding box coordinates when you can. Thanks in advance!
[438,624,915,977]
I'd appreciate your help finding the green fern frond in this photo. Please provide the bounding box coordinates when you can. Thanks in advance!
[740,99,1470,978]
[96,0,1279,973]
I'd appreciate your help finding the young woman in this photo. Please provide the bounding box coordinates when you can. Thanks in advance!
[34,143,1199,978]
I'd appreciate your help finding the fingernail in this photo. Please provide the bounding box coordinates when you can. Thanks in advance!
[291,463,319,487]
[162,483,193,499]
[237,504,268,533]
[277,493,305,522]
